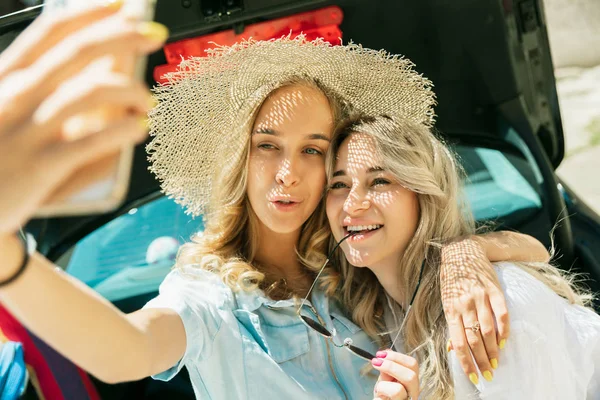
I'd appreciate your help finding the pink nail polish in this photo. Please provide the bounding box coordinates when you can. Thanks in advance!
[371,358,384,367]
[376,351,387,358]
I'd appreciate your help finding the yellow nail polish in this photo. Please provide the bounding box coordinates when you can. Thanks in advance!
[490,358,498,369]
[446,339,452,353]
[483,371,493,382]
[499,339,506,350]
[138,22,169,42]
[105,0,124,10]
[469,373,479,385]
[148,96,159,109]
[138,117,149,130]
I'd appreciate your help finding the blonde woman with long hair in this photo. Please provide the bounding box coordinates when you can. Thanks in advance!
[1,31,550,398]
[325,115,600,399]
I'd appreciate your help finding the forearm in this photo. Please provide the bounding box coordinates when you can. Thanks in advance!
[471,231,550,264]
[0,234,152,383]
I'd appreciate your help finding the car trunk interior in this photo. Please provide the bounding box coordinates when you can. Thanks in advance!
[1,0,598,286]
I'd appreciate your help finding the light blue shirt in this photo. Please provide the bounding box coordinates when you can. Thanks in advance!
[143,265,379,399]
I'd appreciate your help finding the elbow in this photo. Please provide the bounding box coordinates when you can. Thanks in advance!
[92,372,127,385]
[537,245,552,263]
[91,362,151,385]
[89,362,146,385]
[487,231,551,264]
[523,233,551,263]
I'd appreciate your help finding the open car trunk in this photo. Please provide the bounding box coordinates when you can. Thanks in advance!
[1,0,567,251]
[3,0,598,277]
[2,1,600,398]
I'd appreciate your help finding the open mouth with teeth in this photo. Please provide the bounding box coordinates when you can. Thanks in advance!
[345,224,383,235]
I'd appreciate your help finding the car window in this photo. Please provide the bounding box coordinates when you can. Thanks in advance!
[456,143,543,224]
[57,196,202,302]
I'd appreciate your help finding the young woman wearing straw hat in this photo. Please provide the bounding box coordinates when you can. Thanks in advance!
[325,115,600,399]
[1,26,550,399]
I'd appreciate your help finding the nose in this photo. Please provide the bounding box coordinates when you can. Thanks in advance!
[275,158,300,188]
[342,185,371,215]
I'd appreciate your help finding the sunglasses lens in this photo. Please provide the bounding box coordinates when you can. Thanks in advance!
[346,343,376,360]
[299,315,332,337]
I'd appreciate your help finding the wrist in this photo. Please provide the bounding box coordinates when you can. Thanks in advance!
[442,235,486,258]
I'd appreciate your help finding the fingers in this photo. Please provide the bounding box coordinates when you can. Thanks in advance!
[376,350,419,374]
[30,18,167,97]
[374,380,409,400]
[489,290,510,350]
[0,1,124,78]
[475,293,499,372]
[439,240,511,386]
[447,289,511,384]
[462,312,493,383]
[0,18,166,130]
[0,112,146,233]
[29,72,152,140]
[447,315,479,384]
[0,0,160,232]
[45,114,148,174]
[372,351,419,399]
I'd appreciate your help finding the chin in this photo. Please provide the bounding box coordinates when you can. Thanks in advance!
[264,219,305,235]
[349,262,369,269]
[342,248,376,268]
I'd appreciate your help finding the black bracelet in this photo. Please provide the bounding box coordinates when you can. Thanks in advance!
[0,230,31,288]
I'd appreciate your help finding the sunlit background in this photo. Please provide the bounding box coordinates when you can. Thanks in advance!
[546,0,600,213]
[1,0,598,213]
[3,0,597,204]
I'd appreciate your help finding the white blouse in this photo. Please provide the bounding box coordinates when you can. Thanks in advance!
[387,262,600,399]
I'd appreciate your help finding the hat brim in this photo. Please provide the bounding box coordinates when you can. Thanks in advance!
[147,35,436,217]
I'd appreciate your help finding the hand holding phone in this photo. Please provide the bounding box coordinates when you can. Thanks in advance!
[35,0,158,217]
[0,2,166,234]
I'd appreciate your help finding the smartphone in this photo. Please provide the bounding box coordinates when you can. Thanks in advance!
[35,0,157,218]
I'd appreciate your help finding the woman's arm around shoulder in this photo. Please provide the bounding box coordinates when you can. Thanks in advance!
[440,232,550,382]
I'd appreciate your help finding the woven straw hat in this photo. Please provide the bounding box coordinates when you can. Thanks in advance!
[147,35,436,217]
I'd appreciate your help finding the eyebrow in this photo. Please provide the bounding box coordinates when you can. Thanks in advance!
[332,166,385,177]
[252,128,330,142]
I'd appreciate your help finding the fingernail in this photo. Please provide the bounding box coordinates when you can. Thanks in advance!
[469,373,479,385]
[105,0,124,10]
[375,351,387,358]
[371,358,384,367]
[148,95,159,109]
[483,370,493,382]
[499,339,506,350]
[138,22,169,42]
[138,116,149,130]
[490,358,498,369]
[446,339,452,353]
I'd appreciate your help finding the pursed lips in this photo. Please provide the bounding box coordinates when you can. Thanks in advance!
[269,196,303,204]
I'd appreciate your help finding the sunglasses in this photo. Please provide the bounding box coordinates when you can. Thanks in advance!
[297,232,425,360]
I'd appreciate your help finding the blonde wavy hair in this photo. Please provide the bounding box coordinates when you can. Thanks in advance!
[323,115,592,399]
[174,77,342,299]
